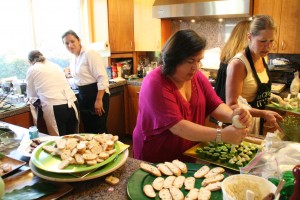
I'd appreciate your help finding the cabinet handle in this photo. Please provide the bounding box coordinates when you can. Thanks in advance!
[281,40,285,50]
[130,41,133,49]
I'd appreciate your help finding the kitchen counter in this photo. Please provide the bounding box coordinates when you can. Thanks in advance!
[0,103,29,120]
[2,121,142,200]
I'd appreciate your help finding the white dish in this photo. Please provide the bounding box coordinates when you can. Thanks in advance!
[221,174,277,200]
[17,136,60,157]
[29,149,128,182]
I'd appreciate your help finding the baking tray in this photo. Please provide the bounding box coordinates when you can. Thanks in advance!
[3,169,73,199]
[0,156,26,177]
[183,142,261,172]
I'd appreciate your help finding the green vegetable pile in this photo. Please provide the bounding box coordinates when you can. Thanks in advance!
[196,142,260,170]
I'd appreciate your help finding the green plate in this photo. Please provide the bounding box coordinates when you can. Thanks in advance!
[30,149,128,182]
[31,135,120,173]
[127,163,225,200]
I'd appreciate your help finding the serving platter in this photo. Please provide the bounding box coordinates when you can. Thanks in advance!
[0,155,26,177]
[17,136,60,157]
[30,148,128,182]
[183,142,260,172]
[127,162,225,200]
[31,136,120,173]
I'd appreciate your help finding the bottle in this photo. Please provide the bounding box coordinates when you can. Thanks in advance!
[29,126,39,139]
[117,63,122,78]
[290,164,300,200]
[112,65,117,79]
[106,66,112,79]
[290,71,299,96]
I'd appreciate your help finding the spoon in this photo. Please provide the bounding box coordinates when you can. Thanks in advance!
[263,179,285,200]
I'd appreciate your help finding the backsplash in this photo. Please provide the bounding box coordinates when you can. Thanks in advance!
[170,18,300,70]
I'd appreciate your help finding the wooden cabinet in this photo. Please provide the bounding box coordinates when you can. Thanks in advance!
[108,0,134,52]
[107,86,126,136]
[125,84,140,135]
[254,0,300,54]
[134,0,161,51]
[3,112,33,129]
[108,0,161,52]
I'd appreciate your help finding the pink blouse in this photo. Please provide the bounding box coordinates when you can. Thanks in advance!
[133,67,222,162]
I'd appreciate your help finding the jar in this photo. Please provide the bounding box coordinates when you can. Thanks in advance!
[117,63,122,78]
[29,126,39,139]
[106,66,112,79]
[112,65,117,79]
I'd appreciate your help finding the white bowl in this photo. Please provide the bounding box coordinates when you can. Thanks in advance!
[221,174,277,200]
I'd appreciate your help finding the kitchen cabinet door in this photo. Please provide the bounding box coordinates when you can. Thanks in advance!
[254,0,300,54]
[108,0,134,52]
[107,86,126,136]
[134,0,161,51]
[125,84,140,135]
[3,112,33,129]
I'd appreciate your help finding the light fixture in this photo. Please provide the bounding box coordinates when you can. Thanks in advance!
[191,19,196,23]
[218,18,223,22]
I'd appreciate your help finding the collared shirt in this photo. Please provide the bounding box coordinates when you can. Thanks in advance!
[69,47,109,93]
[26,60,77,107]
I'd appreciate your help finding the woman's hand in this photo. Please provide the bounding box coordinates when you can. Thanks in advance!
[232,108,252,128]
[222,125,249,145]
[262,110,283,131]
[95,98,105,116]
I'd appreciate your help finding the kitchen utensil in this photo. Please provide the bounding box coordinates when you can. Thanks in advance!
[246,189,254,200]
[262,179,285,200]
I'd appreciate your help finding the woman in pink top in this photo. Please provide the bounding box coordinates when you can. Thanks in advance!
[133,29,252,163]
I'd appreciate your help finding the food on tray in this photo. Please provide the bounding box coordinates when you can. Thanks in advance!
[198,187,211,200]
[202,174,224,187]
[184,176,196,190]
[140,160,225,199]
[157,163,173,176]
[28,138,45,153]
[105,175,120,185]
[143,184,156,198]
[194,165,210,178]
[42,133,118,169]
[196,142,259,169]
[185,188,199,199]
[163,176,176,189]
[165,162,181,176]
[173,176,185,189]
[152,177,164,191]
[0,162,12,176]
[140,162,161,177]
[204,167,225,178]
[169,186,184,200]
[172,159,187,173]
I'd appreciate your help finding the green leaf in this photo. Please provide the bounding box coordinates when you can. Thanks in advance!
[3,182,58,200]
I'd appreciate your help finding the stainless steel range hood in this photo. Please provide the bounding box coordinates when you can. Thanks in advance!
[153,0,253,19]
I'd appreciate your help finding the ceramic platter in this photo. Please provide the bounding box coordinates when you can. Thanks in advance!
[30,149,128,182]
[30,134,120,173]
[127,162,225,200]
[17,136,60,157]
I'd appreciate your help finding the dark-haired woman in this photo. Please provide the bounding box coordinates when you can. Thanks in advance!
[26,50,79,136]
[61,30,110,134]
[132,29,252,163]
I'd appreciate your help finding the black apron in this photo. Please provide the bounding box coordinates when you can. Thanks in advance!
[245,46,271,134]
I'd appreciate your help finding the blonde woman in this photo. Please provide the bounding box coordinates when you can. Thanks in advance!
[215,19,251,101]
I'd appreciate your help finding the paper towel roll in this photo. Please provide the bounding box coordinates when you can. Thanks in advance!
[89,41,111,57]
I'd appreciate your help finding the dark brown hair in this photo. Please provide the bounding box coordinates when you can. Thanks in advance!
[158,29,206,76]
[28,50,45,64]
[61,30,80,42]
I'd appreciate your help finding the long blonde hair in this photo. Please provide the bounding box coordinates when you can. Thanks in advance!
[220,20,251,64]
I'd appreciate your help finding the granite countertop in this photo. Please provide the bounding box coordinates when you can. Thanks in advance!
[61,157,141,200]
[0,103,30,119]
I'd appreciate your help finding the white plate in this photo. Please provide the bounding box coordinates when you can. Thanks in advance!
[17,136,60,157]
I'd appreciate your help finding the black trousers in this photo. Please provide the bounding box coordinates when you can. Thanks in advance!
[53,101,79,136]
[78,83,110,134]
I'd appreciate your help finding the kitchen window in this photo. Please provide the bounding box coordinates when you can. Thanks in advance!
[0,0,89,80]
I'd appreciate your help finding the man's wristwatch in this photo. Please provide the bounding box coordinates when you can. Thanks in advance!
[215,128,222,143]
